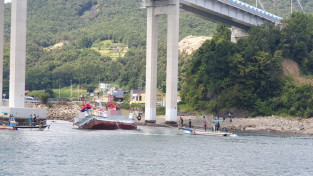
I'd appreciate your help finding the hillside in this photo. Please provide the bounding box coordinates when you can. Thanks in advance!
[1,1,313,119]
[283,59,313,86]
[179,35,212,55]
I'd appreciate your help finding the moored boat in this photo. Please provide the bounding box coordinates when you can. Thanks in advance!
[73,102,137,130]
[0,112,50,131]
[15,124,50,131]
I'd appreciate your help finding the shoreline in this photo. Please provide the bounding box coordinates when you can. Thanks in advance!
[43,104,313,136]
[135,115,313,136]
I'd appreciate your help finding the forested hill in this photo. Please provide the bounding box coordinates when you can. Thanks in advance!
[3,0,313,48]
[2,0,216,92]
[1,0,313,118]
[4,0,216,47]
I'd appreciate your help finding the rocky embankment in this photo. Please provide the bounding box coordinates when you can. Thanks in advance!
[35,104,81,121]
[138,114,313,135]
[176,115,313,136]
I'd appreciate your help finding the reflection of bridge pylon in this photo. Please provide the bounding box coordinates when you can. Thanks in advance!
[142,0,179,124]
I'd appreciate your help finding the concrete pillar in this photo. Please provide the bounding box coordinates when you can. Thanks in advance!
[0,0,4,106]
[231,26,248,43]
[9,0,27,108]
[165,1,179,123]
[145,7,159,123]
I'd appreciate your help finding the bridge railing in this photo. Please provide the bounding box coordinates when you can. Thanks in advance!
[224,0,282,21]
[141,0,176,8]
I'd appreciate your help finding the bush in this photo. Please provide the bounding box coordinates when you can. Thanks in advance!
[130,103,145,112]
[119,102,130,110]
[156,106,165,115]
[39,92,50,104]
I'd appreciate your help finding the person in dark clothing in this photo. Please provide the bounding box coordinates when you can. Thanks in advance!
[216,122,220,131]
[189,119,191,128]
[33,114,37,125]
[204,121,207,131]
[180,116,183,127]
[228,112,232,122]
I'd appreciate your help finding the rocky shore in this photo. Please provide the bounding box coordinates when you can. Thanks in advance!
[136,114,313,136]
[35,104,81,121]
[42,104,313,135]
[173,115,313,136]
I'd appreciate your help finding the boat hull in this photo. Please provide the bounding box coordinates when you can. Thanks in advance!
[79,120,137,130]
[0,126,16,130]
[179,128,231,136]
[15,125,50,131]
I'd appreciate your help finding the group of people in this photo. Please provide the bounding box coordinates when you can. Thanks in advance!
[179,113,233,131]
[179,116,192,128]
[29,114,40,126]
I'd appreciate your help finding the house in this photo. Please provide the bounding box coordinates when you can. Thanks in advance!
[112,91,125,102]
[99,83,111,92]
[130,90,163,105]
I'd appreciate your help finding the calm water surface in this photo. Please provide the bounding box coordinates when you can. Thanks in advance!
[1,120,313,176]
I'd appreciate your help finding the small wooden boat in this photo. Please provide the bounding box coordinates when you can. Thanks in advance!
[15,125,50,131]
[178,127,233,136]
[1,112,50,131]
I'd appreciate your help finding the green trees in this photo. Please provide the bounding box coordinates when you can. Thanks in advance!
[181,26,235,112]
[280,12,313,74]
[180,17,313,117]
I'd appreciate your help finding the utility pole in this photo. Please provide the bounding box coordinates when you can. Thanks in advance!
[70,79,72,97]
[291,0,293,14]
[297,0,304,12]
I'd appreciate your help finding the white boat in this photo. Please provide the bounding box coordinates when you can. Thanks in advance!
[179,127,234,136]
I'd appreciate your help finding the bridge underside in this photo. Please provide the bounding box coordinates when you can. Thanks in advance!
[180,0,281,31]
[180,3,251,30]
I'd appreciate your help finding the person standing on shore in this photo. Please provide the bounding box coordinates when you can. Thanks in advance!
[216,122,220,131]
[36,115,39,125]
[29,115,33,126]
[180,116,183,127]
[204,121,207,131]
[228,112,232,122]
[189,119,191,128]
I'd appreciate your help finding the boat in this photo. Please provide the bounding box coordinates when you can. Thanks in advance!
[73,100,138,130]
[0,112,50,131]
[14,124,50,131]
[178,127,233,136]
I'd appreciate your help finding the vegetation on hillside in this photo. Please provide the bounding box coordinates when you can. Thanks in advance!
[2,1,313,117]
[181,12,313,118]
[2,0,214,95]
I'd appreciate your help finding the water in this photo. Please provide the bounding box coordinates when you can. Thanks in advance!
[1,120,313,176]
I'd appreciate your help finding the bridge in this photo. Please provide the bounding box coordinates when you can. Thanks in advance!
[180,0,282,30]
[0,0,282,121]
[0,0,46,119]
[142,0,282,124]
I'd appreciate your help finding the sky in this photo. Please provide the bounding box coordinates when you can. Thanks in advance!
[5,0,11,3]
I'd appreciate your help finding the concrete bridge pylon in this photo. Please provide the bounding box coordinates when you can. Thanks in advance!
[9,0,27,108]
[144,0,179,124]
[0,0,46,120]
[0,0,4,106]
